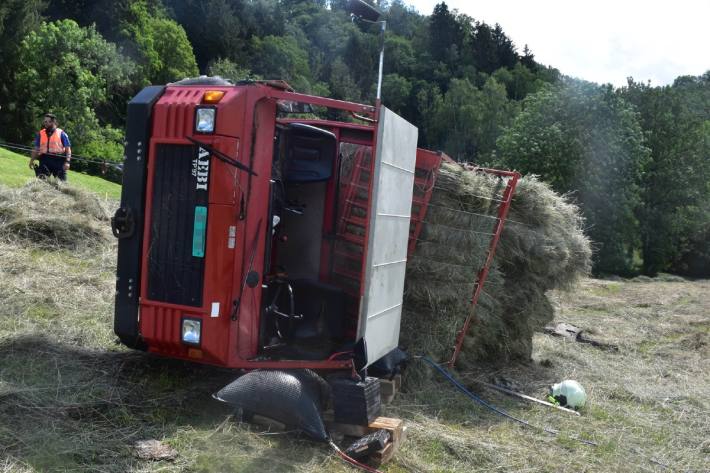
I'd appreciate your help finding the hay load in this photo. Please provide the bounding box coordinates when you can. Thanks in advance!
[0,180,109,250]
[401,162,591,367]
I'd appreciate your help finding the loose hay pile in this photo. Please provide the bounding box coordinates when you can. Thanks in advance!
[401,162,591,368]
[0,180,108,250]
[0,179,115,350]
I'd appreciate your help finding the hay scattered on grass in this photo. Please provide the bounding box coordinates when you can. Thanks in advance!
[401,162,592,367]
[0,180,109,250]
[0,175,707,471]
[56,184,109,222]
[3,217,104,249]
[0,205,19,225]
[653,273,686,283]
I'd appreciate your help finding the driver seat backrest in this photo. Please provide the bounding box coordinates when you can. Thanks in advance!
[284,123,336,183]
[290,279,346,340]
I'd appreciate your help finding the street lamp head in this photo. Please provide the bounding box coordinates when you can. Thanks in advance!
[346,0,381,23]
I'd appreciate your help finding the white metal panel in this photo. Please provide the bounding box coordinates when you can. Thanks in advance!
[359,105,418,366]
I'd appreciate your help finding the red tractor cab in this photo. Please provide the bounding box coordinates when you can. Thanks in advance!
[112,77,441,373]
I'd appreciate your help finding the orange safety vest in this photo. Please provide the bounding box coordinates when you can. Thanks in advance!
[38,128,66,157]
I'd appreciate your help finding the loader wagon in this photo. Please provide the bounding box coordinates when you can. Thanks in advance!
[111,77,518,454]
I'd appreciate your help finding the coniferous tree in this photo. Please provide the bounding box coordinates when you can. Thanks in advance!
[497,79,650,274]
[167,0,246,70]
[520,44,537,70]
[428,2,464,84]
[621,75,710,276]
[491,23,517,70]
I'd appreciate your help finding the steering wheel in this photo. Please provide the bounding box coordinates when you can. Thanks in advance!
[265,280,303,339]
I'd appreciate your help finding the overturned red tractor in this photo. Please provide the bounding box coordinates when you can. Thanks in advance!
[111,78,518,443]
[115,77,432,370]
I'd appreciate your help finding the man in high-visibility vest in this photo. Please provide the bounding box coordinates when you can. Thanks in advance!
[29,113,72,181]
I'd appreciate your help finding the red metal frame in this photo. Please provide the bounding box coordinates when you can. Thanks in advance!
[327,144,374,339]
[267,88,376,116]
[407,149,444,257]
[448,165,520,367]
[278,118,375,136]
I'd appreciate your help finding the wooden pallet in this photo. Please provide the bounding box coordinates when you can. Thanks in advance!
[368,417,405,465]
[324,414,406,466]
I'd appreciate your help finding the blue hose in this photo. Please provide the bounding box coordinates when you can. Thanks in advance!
[418,356,560,436]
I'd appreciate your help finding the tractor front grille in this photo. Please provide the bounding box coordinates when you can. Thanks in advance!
[147,143,207,307]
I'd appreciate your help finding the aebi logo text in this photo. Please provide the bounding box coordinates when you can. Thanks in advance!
[192,147,210,190]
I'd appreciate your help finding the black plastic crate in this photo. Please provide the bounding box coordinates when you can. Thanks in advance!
[330,376,381,425]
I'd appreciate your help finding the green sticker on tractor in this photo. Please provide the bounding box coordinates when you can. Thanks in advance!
[192,206,207,257]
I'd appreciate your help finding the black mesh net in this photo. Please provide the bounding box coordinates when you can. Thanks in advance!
[213,369,330,441]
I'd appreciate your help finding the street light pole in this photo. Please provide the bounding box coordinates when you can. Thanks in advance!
[376,19,386,101]
[346,0,385,103]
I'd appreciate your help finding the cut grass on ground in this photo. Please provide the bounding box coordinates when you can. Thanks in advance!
[0,180,708,472]
[0,147,121,199]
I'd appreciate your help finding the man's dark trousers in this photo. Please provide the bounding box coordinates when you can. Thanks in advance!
[36,156,66,181]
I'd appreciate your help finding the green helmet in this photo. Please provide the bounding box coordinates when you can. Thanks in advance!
[551,380,587,409]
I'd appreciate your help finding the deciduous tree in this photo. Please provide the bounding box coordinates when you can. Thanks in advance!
[15,20,133,150]
[121,2,198,85]
[497,79,650,274]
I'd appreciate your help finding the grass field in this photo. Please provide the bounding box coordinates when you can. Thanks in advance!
[0,148,121,199]
[0,179,708,472]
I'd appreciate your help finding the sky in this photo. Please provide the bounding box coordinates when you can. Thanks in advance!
[403,0,710,87]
